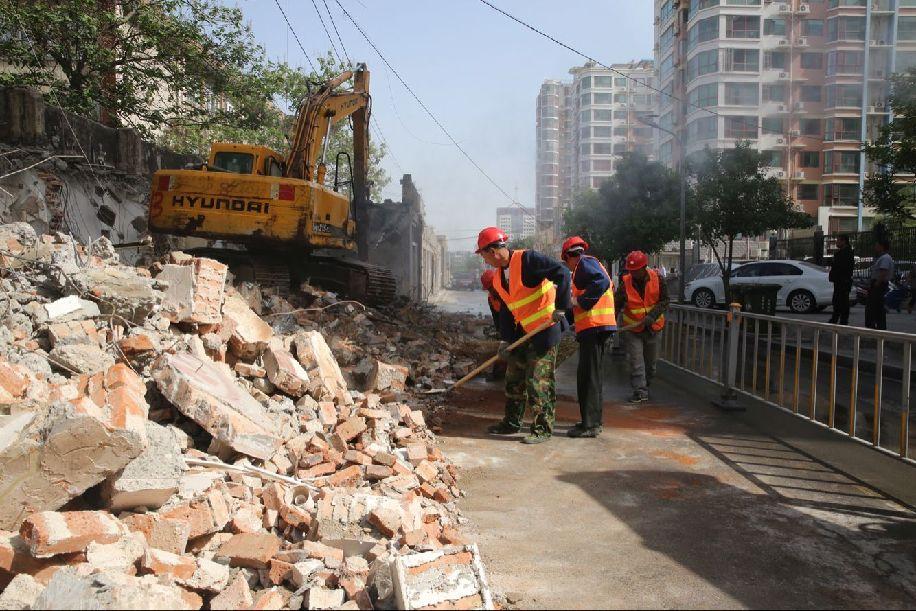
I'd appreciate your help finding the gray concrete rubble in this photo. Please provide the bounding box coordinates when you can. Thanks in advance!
[0,222,495,608]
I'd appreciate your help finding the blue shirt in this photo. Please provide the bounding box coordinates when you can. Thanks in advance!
[494,250,571,351]
[567,255,616,340]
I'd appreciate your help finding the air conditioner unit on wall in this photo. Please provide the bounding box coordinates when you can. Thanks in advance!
[779,39,789,46]
[798,37,808,47]
[798,4,810,13]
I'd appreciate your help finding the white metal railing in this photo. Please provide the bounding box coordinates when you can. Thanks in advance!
[661,304,914,464]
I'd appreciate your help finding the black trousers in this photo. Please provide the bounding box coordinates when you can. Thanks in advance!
[830,281,851,324]
[865,287,887,330]
[577,332,611,429]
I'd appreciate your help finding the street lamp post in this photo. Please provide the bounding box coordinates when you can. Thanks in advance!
[638,114,687,303]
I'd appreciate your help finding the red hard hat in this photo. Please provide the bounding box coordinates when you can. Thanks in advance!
[475,227,509,253]
[480,269,496,290]
[561,236,588,256]
[625,250,649,271]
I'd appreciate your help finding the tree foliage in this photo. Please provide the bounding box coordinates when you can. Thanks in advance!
[0,2,390,200]
[564,153,681,263]
[863,68,916,224]
[691,143,811,296]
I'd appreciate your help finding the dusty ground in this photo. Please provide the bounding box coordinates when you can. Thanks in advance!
[438,349,916,610]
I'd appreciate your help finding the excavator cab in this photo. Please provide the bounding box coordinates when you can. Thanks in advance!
[205,143,286,177]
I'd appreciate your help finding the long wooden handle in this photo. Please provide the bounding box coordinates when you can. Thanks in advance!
[449,321,554,392]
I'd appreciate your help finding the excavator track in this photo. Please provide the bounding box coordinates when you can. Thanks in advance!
[185,248,396,305]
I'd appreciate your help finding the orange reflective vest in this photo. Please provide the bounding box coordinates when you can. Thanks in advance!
[622,269,666,332]
[491,250,557,333]
[572,256,616,334]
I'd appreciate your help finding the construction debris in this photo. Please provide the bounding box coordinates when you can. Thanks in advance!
[0,225,494,609]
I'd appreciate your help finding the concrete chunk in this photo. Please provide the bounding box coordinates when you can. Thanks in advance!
[0,366,149,530]
[20,511,128,558]
[293,331,348,396]
[210,571,253,611]
[158,258,228,324]
[222,293,273,359]
[264,346,310,397]
[368,360,409,392]
[152,352,281,460]
[32,567,193,610]
[49,343,115,375]
[0,574,44,610]
[104,421,183,511]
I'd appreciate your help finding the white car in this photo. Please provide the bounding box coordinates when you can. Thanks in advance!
[685,260,856,313]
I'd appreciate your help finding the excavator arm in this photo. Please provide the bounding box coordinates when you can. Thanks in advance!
[285,64,370,186]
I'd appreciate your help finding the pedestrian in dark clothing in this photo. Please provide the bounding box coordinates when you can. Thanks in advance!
[865,238,894,330]
[560,237,616,439]
[828,234,854,325]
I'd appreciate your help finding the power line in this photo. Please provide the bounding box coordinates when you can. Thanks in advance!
[477,0,849,145]
[383,70,453,147]
[322,0,352,65]
[273,0,317,71]
[333,0,530,212]
[308,0,343,63]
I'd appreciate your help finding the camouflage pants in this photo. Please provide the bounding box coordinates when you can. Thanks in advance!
[503,342,558,436]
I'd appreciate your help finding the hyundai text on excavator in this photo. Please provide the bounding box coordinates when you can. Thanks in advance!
[148,64,396,303]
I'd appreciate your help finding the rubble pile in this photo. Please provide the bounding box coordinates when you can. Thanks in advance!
[0,223,493,610]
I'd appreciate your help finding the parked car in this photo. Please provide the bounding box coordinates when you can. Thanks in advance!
[685,260,857,313]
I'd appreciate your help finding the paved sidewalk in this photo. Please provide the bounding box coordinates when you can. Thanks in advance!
[439,350,916,609]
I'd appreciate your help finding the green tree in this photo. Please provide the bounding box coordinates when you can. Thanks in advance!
[863,68,916,224]
[691,143,812,297]
[0,0,270,137]
[507,236,535,250]
[564,153,681,263]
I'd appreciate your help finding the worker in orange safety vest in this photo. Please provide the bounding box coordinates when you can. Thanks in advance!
[560,236,616,438]
[615,250,669,403]
[480,269,506,381]
[476,226,571,444]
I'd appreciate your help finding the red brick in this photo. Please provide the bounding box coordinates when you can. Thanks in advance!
[335,417,367,441]
[344,450,372,465]
[20,511,127,558]
[216,532,281,569]
[328,465,362,488]
[368,507,401,538]
[210,571,253,610]
[140,548,196,581]
[365,464,393,481]
[406,443,428,466]
[117,334,155,354]
[414,460,438,483]
[301,462,336,478]
[372,451,397,467]
[268,559,294,585]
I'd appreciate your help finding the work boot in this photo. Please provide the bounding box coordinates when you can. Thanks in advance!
[566,422,587,437]
[522,433,551,445]
[627,391,648,404]
[567,426,600,438]
[487,421,520,435]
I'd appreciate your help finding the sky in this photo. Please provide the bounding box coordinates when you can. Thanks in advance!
[232,0,654,250]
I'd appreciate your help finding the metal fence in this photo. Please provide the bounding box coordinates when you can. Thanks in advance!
[661,304,914,464]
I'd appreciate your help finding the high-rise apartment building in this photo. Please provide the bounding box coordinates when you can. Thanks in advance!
[535,61,657,245]
[496,206,537,240]
[654,0,916,235]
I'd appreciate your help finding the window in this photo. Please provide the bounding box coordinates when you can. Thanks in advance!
[800,118,821,136]
[689,83,719,108]
[800,53,823,69]
[765,51,788,70]
[824,151,860,173]
[614,93,628,104]
[825,117,860,141]
[613,126,629,136]
[799,151,819,168]
[764,19,786,36]
[827,16,866,42]
[660,0,675,22]
[614,77,627,87]
[688,116,718,140]
[687,49,719,81]
[688,16,719,49]
[824,183,859,206]
[594,76,612,88]
[592,159,612,172]
[580,143,590,155]
[725,0,760,4]
[898,51,916,72]
[725,116,758,139]
[593,143,612,154]
[762,117,784,134]
[826,84,862,107]
[797,184,819,201]
[661,25,676,51]
[580,93,591,107]
[829,51,865,76]
[580,76,591,90]
[803,19,824,37]
[593,109,612,121]
[213,152,254,174]
[761,263,803,276]
[762,150,785,166]
[828,0,865,6]
[593,93,612,104]
[764,84,787,102]
[899,17,916,41]
[726,48,760,72]
[580,126,590,140]
[726,15,760,38]
[734,263,766,278]
[593,126,612,137]
[688,0,719,20]
[800,85,822,102]
[725,82,759,105]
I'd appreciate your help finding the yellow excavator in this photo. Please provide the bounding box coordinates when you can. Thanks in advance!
[148,63,395,302]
